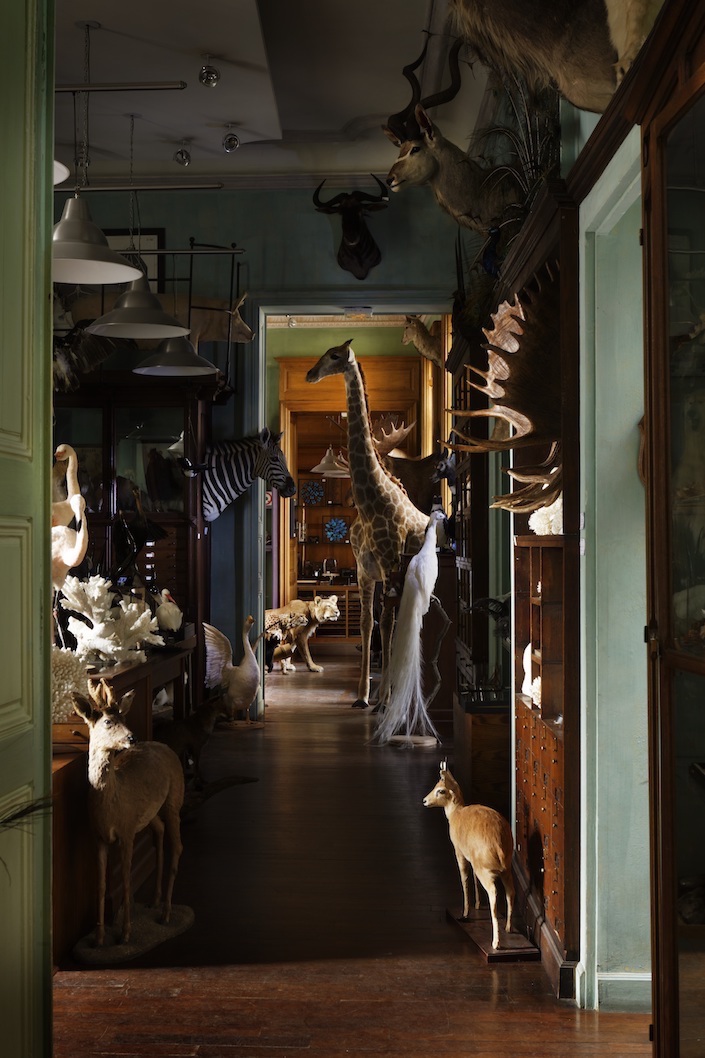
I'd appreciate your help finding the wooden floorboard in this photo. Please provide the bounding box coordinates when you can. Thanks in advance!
[53,656,652,1057]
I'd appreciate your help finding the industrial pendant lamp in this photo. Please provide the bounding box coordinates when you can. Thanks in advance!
[310,446,349,477]
[87,275,189,339]
[52,195,143,284]
[53,23,143,285]
[133,336,217,376]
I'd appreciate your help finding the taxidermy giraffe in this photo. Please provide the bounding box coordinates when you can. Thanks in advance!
[306,340,429,709]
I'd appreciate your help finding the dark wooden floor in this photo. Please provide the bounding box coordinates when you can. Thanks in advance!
[53,655,652,1057]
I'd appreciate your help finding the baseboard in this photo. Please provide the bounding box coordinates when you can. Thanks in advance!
[513,857,577,1000]
[596,972,652,1011]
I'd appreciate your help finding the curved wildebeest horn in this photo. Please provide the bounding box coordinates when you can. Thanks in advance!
[419,37,464,111]
[312,181,347,212]
[385,32,430,142]
[353,174,390,205]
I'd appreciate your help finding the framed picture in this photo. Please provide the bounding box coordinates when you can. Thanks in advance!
[104,228,166,292]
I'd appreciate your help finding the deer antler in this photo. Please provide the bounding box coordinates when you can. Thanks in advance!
[87,678,117,711]
[448,261,561,453]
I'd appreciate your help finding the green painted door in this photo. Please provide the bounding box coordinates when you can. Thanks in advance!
[0,2,54,1055]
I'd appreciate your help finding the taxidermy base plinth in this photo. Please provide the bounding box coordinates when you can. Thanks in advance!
[447,907,540,963]
[73,903,194,965]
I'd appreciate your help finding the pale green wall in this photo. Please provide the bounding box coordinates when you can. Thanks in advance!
[578,128,651,1011]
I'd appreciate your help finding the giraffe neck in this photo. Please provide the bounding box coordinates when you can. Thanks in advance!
[343,356,388,496]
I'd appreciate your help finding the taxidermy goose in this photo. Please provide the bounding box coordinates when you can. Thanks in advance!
[203,616,261,721]
[52,443,81,527]
[51,493,89,591]
[373,510,446,745]
[155,589,183,633]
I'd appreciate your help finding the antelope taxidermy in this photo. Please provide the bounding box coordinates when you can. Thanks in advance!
[384,38,523,235]
[402,315,443,368]
[313,176,389,280]
[423,760,514,950]
[72,680,184,946]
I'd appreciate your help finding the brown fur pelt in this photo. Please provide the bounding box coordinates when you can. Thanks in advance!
[448,0,617,112]
[265,596,340,674]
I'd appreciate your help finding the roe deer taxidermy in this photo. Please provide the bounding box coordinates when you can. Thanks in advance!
[313,176,389,281]
[384,37,523,235]
[402,315,443,368]
[73,680,185,946]
[423,760,514,949]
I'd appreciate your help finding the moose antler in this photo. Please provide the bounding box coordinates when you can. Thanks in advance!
[371,416,416,456]
[449,261,561,453]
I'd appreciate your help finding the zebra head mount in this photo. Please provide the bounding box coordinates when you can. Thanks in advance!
[197,427,296,522]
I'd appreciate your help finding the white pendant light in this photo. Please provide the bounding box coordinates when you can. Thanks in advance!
[133,336,217,376]
[53,160,70,185]
[86,275,190,339]
[52,195,143,285]
[310,446,350,477]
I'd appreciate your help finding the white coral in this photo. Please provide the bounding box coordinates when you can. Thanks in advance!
[60,574,164,666]
[51,646,90,722]
[528,494,563,535]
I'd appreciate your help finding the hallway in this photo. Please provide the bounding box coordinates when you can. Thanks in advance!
[52,656,652,1057]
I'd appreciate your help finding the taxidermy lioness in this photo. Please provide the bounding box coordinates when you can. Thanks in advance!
[265,595,340,674]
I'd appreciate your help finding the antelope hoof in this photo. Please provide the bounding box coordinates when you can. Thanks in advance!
[351,699,368,709]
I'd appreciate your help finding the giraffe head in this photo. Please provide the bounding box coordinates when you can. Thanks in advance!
[306,340,354,384]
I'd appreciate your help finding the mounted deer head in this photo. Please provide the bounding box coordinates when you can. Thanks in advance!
[313,176,389,281]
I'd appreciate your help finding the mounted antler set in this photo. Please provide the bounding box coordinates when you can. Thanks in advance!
[449,260,562,512]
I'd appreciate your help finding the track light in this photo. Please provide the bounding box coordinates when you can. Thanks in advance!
[173,142,191,166]
[198,56,220,88]
[222,129,240,154]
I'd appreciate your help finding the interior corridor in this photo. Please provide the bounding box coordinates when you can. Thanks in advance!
[52,655,652,1057]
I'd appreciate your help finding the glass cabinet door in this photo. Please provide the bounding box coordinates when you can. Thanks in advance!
[650,84,705,1058]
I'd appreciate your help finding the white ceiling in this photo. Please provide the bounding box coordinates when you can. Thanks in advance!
[53,0,489,190]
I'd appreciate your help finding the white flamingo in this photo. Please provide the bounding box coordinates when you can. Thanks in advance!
[52,443,82,527]
[51,493,89,591]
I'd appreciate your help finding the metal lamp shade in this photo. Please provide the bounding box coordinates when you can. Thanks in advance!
[310,446,350,477]
[52,196,143,285]
[133,336,217,376]
[87,276,190,339]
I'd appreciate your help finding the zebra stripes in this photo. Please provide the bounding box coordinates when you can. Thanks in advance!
[200,428,296,522]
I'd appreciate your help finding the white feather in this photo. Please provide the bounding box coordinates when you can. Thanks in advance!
[373,511,445,745]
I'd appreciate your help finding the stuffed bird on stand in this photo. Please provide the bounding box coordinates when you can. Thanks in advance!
[203,616,261,722]
[373,510,446,745]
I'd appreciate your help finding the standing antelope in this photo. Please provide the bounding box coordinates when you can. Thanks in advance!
[73,680,185,946]
[423,761,514,950]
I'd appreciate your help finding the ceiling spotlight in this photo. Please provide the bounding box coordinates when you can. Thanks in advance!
[199,56,220,88]
[173,142,191,167]
[222,129,240,154]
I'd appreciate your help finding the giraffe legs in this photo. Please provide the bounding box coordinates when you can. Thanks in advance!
[354,575,375,707]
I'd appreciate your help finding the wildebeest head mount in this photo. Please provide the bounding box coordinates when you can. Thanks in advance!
[313,175,389,281]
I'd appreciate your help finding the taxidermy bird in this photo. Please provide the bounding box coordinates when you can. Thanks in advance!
[52,443,83,527]
[203,616,261,721]
[51,493,89,591]
[155,589,183,633]
[471,594,512,648]
[373,510,446,745]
